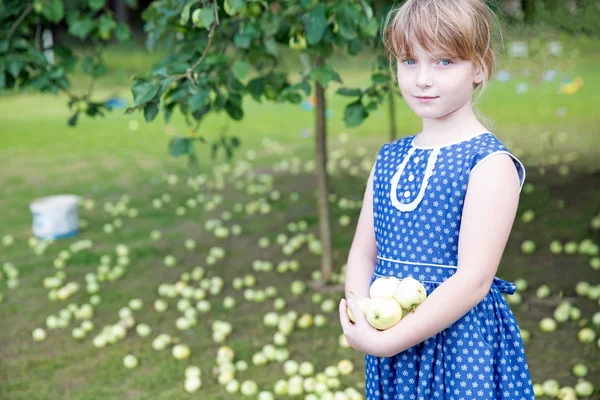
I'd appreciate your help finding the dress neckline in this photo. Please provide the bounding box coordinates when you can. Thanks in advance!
[410,132,492,150]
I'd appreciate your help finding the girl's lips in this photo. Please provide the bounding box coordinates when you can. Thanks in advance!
[415,96,438,103]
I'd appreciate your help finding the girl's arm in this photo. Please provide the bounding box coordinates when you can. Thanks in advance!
[344,163,378,300]
[372,153,521,358]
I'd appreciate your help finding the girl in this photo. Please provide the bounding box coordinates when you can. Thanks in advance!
[339,0,535,399]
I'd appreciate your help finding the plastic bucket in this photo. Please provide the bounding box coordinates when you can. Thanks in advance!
[29,195,80,239]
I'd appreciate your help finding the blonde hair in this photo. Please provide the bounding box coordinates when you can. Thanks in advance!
[382,0,503,110]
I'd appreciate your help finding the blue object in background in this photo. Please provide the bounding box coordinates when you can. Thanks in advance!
[325,109,333,119]
[105,97,128,110]
[300,100,313,111]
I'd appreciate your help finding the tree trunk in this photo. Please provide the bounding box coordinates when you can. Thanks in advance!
[521,0,536,22]
[388,81,397,142]
[114,0,130,24]
[314,55,334,284]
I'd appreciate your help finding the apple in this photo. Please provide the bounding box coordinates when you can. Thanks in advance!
[225,379,240,393]
[557,386,577,400]
[392,277,427,310]
[532,383,544,397]
[314,314,327,327]
[536,284,551,298]
[520,328,530,343]
[514,278,528,292]
[172,344,191,360]
[577,327,596,343]
[521,210,535,223]
[258,391,275,400]
[32,328,47,342]
[164,255,177,267]
[290,280,306,295]
[123,354,139,369]
[321,299,336,313]
[539,317,557,332]
[574,380,594,397]
[542,379,560,398]
[363,297,403,330]
[284,360,299,376]
[569,307,581,320]
[223,296,236,309]
[521,240,536,254]
[575,281,590,296]
[370,276,401,298]
[337,360,353,375]
[184,375,202,393]
[274,379,288,395]
[136,323,152,337]
[572,363,588,377]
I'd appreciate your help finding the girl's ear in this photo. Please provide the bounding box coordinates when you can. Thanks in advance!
[473,64,485,85]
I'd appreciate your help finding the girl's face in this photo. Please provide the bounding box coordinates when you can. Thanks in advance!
[396,45,484,121]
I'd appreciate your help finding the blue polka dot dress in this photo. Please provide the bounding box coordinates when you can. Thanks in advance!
[365,132,535,400]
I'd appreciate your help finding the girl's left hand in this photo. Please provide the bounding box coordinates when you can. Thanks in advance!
[339,297,382,356]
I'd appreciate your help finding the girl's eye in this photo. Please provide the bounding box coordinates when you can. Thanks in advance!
[439,59,453,66]
[401,59,416,65]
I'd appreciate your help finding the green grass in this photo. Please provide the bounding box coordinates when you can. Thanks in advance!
[0,28,600,400]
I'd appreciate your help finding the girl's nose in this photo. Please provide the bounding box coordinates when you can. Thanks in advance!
[416,67,433,89]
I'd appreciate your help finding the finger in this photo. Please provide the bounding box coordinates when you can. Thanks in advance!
[346,298,366,324]
[339,298,351,329]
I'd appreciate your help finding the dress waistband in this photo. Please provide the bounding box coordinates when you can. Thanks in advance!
[374,256,517,295]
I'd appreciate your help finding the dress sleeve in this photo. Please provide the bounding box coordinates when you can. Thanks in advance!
[468,149,526,193]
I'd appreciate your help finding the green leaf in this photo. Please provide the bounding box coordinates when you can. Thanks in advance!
[169,137,193,157]
[360,17,379,38]
[68,111,80,127]
[372,73,390,84]
[232,60,249,80]
[99,14,117,38]
[7,58,23,78]
[337,87,362,97]
[234,34,252,49]
[198,8,214,28]
[344,100,368,128]
[89,0,105,11]
[180,2,193,25]
[0,70,5,89]
[42,0,64,23]
[144,101,160,122]
[115,23,132,42]
[338,4,359,40]
[247,77,264,101]
[304,4,327,45]
[69,17,95,40]
[309,65,342,88]
[348,38,362,55]
[360,0,373,19]
[263,37,278,57]
[132,80,160,106]
[225,99,243,120]
[228,0,245,11]
[189,89,209,113]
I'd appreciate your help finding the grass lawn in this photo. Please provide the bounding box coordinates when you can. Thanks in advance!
[0,28,599,399]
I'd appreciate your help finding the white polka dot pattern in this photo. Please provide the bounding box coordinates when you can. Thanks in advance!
[365,133,534,400]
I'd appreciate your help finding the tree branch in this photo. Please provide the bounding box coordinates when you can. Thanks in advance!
[7,5,33,43]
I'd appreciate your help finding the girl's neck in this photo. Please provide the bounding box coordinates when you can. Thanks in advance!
[415,100,488,147]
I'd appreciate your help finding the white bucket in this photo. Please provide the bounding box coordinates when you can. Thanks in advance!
[29,195,80,240]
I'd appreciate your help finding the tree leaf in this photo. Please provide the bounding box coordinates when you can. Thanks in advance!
[144,101,159,122]
[199,8,215,28]
[225,99,243,120]
[132,80,160,106]
[169,137,192,157]
[343,100,368,128]
[180,1,193,25]
[337,87,362,97]
[232,60,249,80]
[234,34,252,49]
[337,4,359,40]
[115,23,132,42]
[309,65,342,88]
[360,17,379,38]
[371,73,390,84]
[68,17,95,40]
[263,37,278,57]
[304,4,327,45]
[89,0,105,11]
[42,0,64,23]
[189,88,209,113]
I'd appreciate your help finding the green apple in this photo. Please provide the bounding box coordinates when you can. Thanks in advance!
[363,297,403,330]
[123,354,139,369]
[572,363,588,377]
[370,276,401,298]
[574,380,594,397]
[392,277,427,310]
[539,317,557,332]
[521,240,536,254]
[577,327,596,343]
